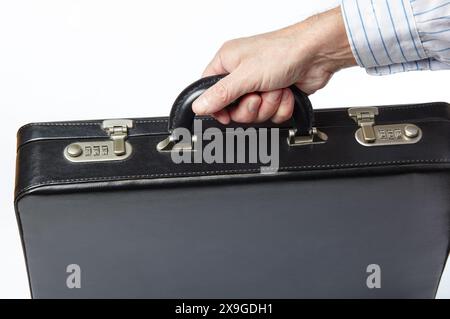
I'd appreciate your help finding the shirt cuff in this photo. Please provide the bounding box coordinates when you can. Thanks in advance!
[341,0,427,69]
[412,0,450,65]
[365,58,450,75]
[366,58,450,75]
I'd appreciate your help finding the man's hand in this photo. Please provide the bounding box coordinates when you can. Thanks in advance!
[192,7,356,124]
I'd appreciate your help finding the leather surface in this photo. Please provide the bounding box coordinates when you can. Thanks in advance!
[168,75,313,136]
[17,102,450,148]
[14,101,450,298]
[15,103,450,200]
[17,172,450,298]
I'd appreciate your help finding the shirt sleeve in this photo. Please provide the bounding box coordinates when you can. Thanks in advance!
[340,0,450,75]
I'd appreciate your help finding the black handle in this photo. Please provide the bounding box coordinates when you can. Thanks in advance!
[168,74,314,136]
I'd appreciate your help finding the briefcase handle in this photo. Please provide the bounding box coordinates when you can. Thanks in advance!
[157,74,322,152]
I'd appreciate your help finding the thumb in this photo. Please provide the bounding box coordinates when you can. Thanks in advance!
[192,70,256,115]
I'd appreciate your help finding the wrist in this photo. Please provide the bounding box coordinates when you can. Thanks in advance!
[300,7,357,73]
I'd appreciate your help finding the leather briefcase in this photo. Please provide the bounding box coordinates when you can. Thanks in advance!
[15,75,450,298]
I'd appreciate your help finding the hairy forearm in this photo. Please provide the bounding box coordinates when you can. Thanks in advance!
[291,7,357,74]
[315,7,357,71]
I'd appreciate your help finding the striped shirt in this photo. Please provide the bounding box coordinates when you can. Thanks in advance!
[341,0,450,75]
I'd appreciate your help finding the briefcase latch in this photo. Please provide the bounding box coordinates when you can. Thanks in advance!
[348,107,378,143]
[64,119,134,163]
[348,107,422,146]
[102,119,133,156]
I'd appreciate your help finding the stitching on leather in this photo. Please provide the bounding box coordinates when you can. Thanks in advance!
[136,119,168,123]
[20,117,217,128]
[17,158,450,196]
[22,122,102,127]
[21,119,168,127]
[18,103,448,128]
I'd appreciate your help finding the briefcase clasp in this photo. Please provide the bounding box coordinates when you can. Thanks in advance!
[64,119,134,163]
[348,107,422,147]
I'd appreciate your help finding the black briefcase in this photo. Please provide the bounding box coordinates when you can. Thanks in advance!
[15,75,450,298]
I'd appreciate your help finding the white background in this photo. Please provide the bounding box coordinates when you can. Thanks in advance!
[0,0,449,299]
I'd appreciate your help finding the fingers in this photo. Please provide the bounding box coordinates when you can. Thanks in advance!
[253,88,293,124]
[211,109,231,125]
[228,93,261,123]
[200,51,230,124]
[211,93,261,125]
[199,87,294,125]
[271,88,294,124]
[255,89,283,123]
[224,88,294,124]
[210,88,294,125]
[192,70,255,116]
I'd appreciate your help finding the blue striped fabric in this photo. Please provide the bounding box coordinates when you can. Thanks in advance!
[341,0,450,75]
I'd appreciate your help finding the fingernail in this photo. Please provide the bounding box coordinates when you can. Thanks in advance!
[193,96,209,114]
[247,99,259,113]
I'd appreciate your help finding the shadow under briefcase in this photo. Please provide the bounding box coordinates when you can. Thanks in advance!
[15,75,450,298]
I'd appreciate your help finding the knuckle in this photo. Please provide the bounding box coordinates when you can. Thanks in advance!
[277,113,291,122]
[273,102,294,123]
[230,112,243,123]
[230,106,246,123]
[271,116,284,124]
[241,111,256,123]
[232,114,247,123]
[220,39,235,52]
[264,90,283,106]
[211,82,229,105]
[278,104,294,118]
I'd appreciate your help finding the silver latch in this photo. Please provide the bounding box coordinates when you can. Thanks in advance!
[347,107,422,147]
[102,119,133,155]
[64,119,134,163]
[348,107,378,143]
